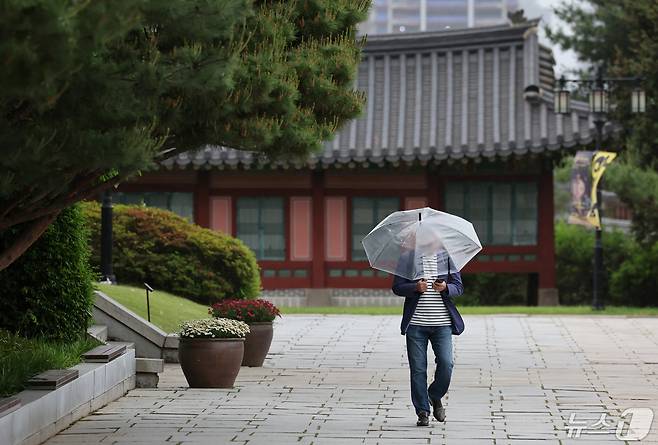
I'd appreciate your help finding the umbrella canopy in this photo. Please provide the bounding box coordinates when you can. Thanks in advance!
[361,207,482,280]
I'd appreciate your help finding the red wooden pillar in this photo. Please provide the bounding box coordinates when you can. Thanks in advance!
[537,163,558,305]
[311,170,325,288]
[194,171,210,228]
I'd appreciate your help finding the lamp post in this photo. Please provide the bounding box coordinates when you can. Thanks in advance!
[100,190,116,284]
[590,74,608,311]
[554,70,645,310]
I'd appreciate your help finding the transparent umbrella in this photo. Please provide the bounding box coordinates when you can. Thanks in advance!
[361,207,482,280]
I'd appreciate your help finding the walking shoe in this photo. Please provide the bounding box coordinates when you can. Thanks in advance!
[416,411,430,426]
[429,398,446,422]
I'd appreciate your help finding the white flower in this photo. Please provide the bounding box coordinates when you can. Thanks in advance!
[178,318,250,339]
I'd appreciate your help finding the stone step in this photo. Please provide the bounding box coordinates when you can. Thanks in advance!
[135,358,164,389]
[87,324,108,342]
[27,369,79,390]
[135,358,164,374]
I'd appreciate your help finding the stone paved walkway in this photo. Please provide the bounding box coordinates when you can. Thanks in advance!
[47,315,658,444]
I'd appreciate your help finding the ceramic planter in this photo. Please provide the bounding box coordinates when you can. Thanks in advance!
[178,337,244,388]
[242,322,273,367]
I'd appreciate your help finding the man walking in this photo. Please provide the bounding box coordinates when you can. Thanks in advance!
[392,251,464,426]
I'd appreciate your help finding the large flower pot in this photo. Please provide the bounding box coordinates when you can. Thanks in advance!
[178,337,244,388]
[242,322,273,367]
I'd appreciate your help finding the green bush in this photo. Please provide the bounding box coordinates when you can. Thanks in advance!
[458,273,528,306]
[82,201,261,305]
[610,242,658,307]
[555,221,638,305]
[0,205,94,340]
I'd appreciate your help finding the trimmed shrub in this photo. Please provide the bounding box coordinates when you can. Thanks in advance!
[609,242,658,307]
[82,201,261,305]
[555,221,638,305]
[458,272,528,306]
[0,205,94,340]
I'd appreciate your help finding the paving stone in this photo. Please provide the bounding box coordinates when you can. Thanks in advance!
[45,433,110,444]
[44,315,658,444]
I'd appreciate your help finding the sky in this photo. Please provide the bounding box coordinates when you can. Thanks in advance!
[517,0,584,75]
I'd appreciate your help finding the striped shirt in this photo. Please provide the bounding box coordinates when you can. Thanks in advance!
[409,255,452,326]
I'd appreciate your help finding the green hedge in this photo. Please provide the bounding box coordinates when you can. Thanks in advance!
[459,222,655,307]
[554,221,654,306]
[0,205,94,340]
[82,201,261,305]
[458,273,528,306]
[610,242,658,307]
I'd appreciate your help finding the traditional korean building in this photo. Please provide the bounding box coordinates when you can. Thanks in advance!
[116,21,600,306]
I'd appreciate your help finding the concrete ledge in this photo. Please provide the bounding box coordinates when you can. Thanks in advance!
[93,291,179,362]
[538,288,559,306]
[0,349,135,445]
[0,398,20,416]
[331,295,401,306]
[261,295,308,307]
[135,358,164,374]
[262,289,401,307]
[86,325,108,342]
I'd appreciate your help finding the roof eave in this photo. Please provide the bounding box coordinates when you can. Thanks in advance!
[362,19,541,54]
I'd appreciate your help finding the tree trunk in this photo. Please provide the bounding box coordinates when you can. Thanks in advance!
[0,172,127,231]
[0,212,60,272]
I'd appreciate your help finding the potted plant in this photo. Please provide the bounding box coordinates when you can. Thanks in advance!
[177,318,250,388]
[210,299,281,367]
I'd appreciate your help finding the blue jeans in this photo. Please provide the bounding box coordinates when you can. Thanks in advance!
[405,324,454,415]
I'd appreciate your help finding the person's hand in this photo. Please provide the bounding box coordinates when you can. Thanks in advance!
[416,279,428,293]
[434,279,447,292]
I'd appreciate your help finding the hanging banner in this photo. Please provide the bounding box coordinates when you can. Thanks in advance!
[567,150,617,229]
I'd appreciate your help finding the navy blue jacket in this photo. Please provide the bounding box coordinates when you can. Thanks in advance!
[391,252,465,336]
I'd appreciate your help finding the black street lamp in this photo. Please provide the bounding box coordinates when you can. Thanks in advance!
[100,190,116,284]
[589,78,609,114]
[631,87,647,114]
[554,70,646,311]
[554,77,571,114]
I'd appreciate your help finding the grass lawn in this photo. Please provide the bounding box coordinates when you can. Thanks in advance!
[97,283,658,334]
[97,283,209,333]
[0,331,100,397]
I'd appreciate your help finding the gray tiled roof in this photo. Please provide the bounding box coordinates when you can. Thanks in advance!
[163,20,600,170]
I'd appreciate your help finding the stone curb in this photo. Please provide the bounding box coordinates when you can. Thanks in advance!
[0,349,136,445]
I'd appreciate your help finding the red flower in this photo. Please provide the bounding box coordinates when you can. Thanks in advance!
[208,298,280,322]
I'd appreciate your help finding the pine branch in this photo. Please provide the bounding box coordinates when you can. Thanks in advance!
[0,212,60,271]
[0,172,129,231]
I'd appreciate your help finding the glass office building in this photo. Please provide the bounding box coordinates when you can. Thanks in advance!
[360,0,518,35]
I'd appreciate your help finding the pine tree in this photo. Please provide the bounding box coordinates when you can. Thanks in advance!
[0,0,370,270]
